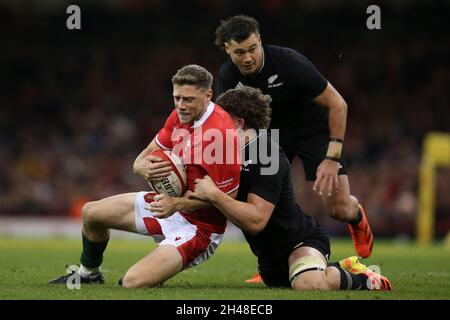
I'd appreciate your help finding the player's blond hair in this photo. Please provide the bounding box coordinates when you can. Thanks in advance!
[172,64,213,91]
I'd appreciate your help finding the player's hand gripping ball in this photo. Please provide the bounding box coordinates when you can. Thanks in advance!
[147,150,187,197]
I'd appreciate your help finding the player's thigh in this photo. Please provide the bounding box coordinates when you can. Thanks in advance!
[121,245,183,288]
[83,192,137,233]
[288,246,329,291]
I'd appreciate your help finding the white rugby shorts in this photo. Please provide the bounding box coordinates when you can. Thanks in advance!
[134,191,223,269]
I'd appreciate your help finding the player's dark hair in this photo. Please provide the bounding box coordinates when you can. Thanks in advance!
[214,15,260,50]
[172,64,213,91]
[216,86,271,129]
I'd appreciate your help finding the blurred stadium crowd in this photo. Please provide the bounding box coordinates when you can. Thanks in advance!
[1,0,449,237]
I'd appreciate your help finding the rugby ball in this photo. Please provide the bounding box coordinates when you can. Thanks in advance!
[147,150,187,197]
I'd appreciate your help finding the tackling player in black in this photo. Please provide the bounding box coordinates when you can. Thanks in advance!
[214,15,374,283]
[189,86,391,291]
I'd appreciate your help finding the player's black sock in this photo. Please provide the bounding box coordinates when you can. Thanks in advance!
[80,233,109,269]
[350,209,362,226]
[332,264,369,290]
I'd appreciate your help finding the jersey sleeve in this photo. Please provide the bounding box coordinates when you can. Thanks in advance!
[155,110,178,150]
[285,50,328,98]
[248,169,282,205]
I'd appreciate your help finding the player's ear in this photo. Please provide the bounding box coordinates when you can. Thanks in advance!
[206,89,213,101]
[236,118,245,130]
[224,42,230,55]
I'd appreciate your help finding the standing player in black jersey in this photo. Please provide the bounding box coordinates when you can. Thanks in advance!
[214,16,374,283]
[189,86,391,291]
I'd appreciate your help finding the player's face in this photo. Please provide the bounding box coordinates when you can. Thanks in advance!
[225,33,263,76]
[173,84,212,124]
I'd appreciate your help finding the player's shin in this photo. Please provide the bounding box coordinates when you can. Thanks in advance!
[328,262,368,290]
[79,232,109,276]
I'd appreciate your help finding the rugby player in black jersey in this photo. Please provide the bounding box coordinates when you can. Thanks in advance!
[189,86,391,291]
[214,16,373,282]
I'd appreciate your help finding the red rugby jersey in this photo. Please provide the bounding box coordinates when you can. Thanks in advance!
[155,102,240,233]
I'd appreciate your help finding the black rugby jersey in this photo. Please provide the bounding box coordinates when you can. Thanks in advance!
[237,132,315,259]
[217,45,328,140]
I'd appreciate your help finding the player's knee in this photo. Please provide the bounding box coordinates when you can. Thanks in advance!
[81,201,101,226]
[121,272,160,289]
[120,273,142,288]
[291,273,329,291]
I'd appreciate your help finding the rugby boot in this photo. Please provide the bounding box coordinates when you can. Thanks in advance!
[48,265,104,285]
[244,272,263,284]
[339,256,392,290]
[348,204,374,258]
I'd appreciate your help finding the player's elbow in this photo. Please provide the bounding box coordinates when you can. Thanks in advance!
[336,97,347,114]
[242,219,266,235]
[340,99,347,112]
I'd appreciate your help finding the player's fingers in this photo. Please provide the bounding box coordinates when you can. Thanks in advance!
[313,175,321,191]
[327,176,334,197]
[188,192,202,200]
[334,175,339,192]
[149,202,160,209]
[152,211,164,218]
[147,173,170,180]
[153,194,165,201]
[318,175,329,196]
[150,165,173,173]
[145,204,159,212]
[150,162,172,170]
[187,192,196,199]
[146,155,164,162]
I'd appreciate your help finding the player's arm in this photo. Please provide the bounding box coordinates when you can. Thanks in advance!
[312,83,348,196]
[288,51,347,144]
[133,138,173,180]
[148,190,238,219]
[176,190,238,212]
[189,176,273,235]
[289,51,348,195]
[210,191,273,235]
[314,82,347,145]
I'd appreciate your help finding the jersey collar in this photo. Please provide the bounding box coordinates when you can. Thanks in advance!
[191,101,215,128]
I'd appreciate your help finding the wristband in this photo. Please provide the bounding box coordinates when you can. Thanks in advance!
[329,138,344,143]
[326,140,343,160]
[325,156,341,162]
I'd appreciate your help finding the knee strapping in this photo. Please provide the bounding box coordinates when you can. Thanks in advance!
[289,255,327,283]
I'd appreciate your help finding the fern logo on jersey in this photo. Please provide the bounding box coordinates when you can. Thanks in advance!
[235,81,245,89]
[268,74,283,88]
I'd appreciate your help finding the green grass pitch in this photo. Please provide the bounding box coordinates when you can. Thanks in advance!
[1,237,450,300]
